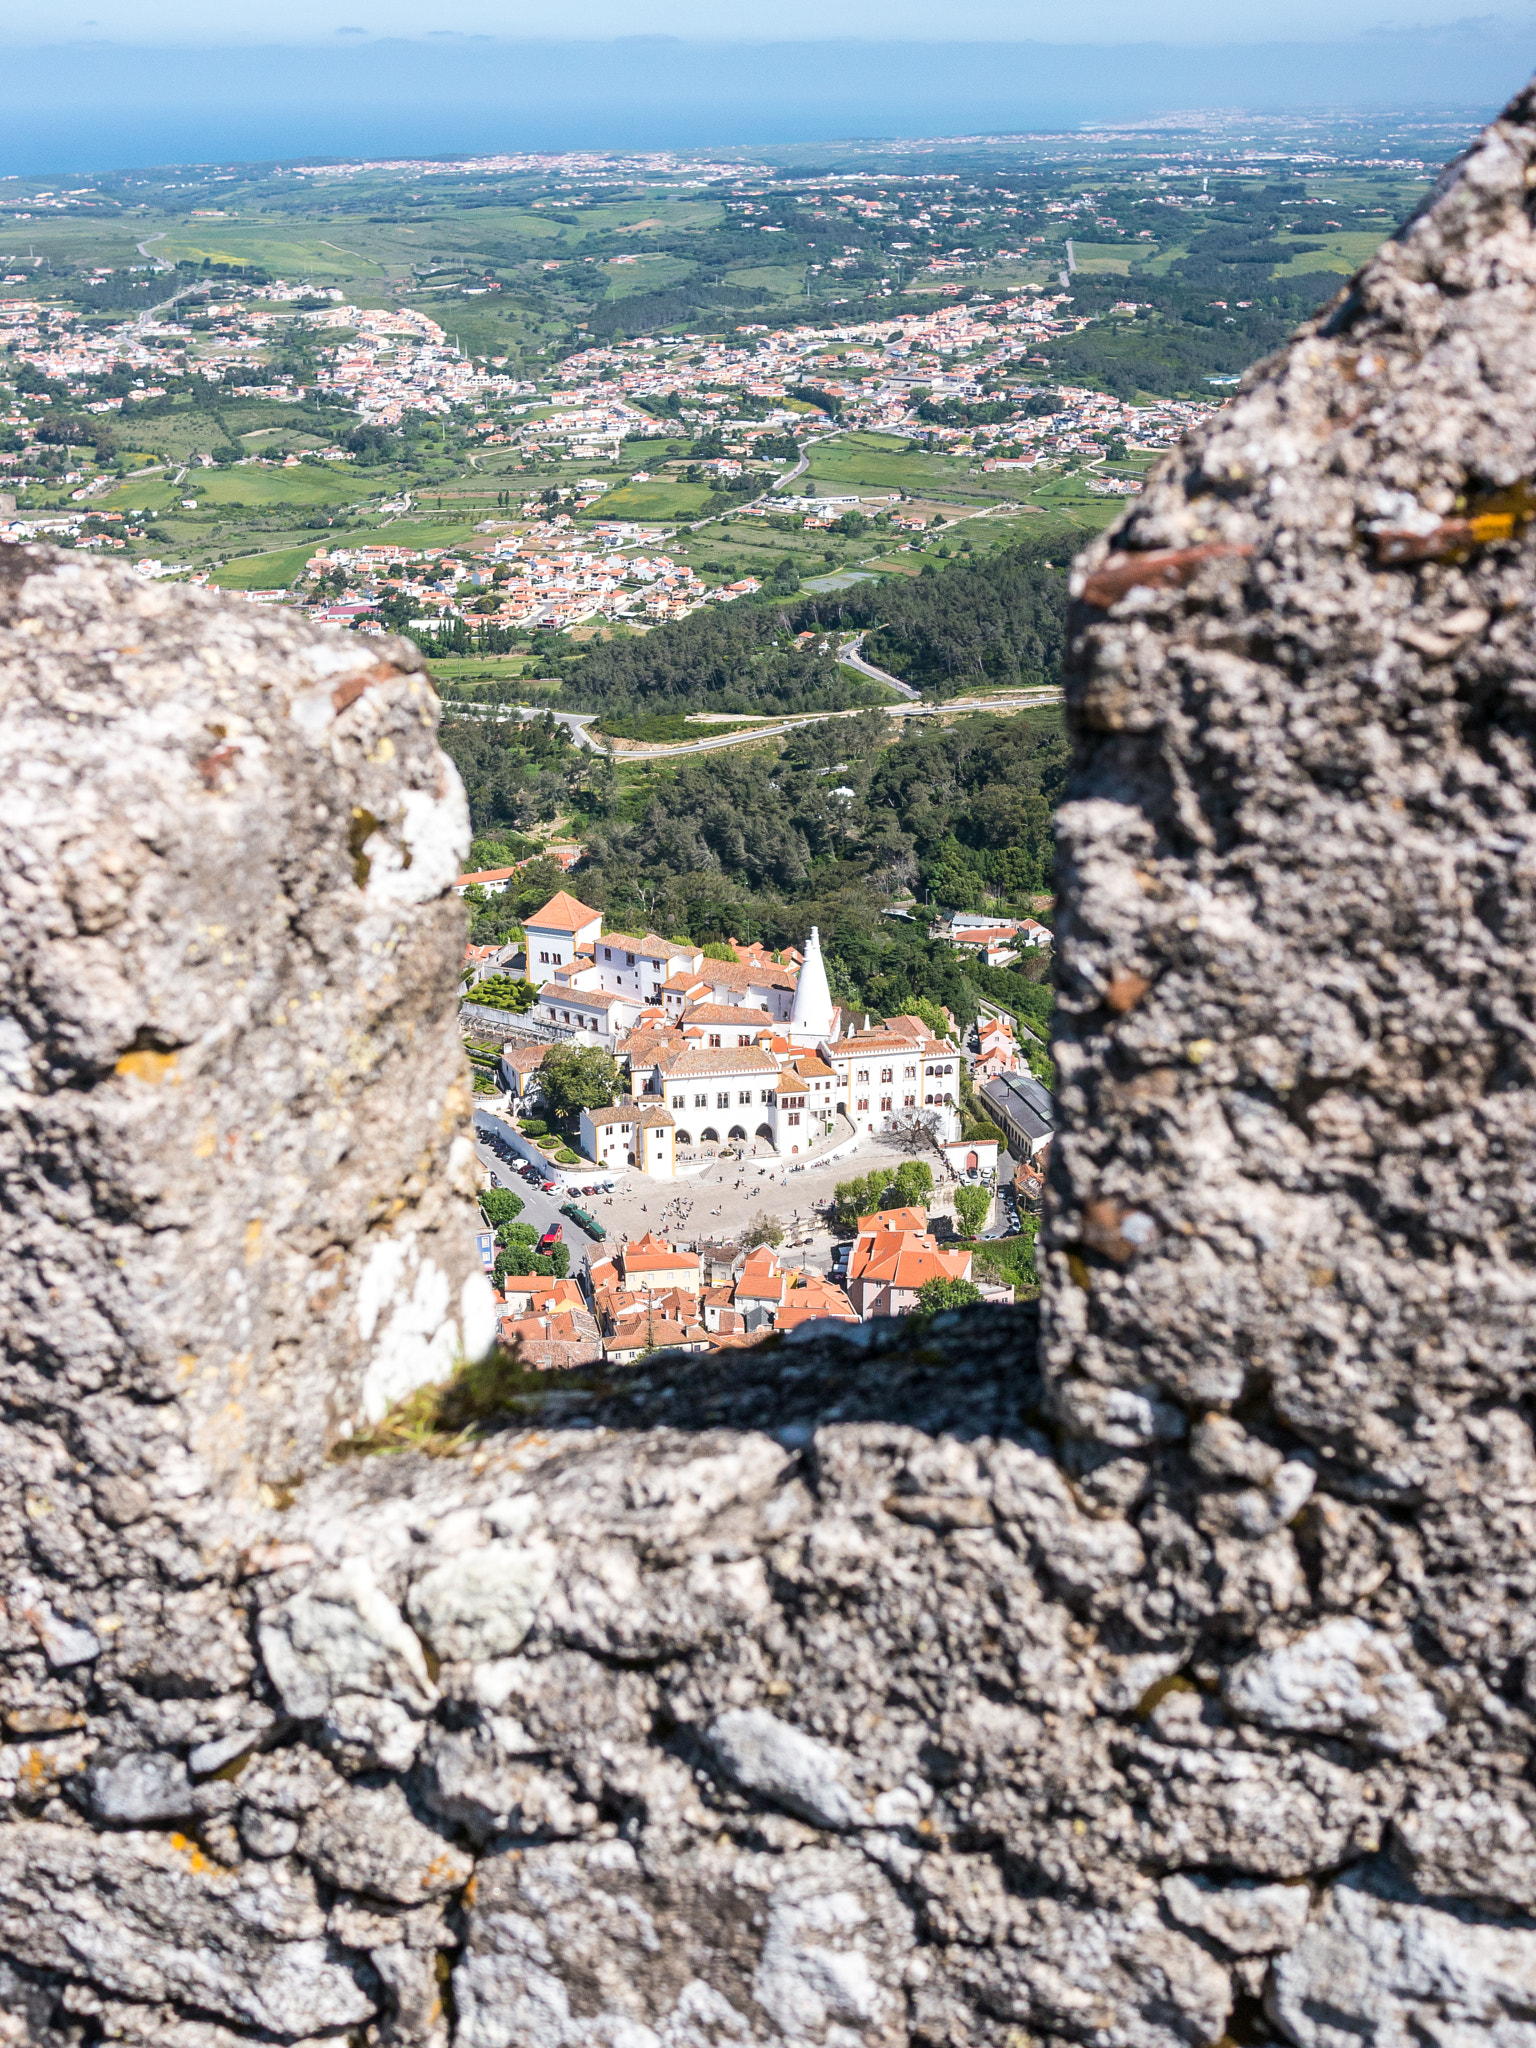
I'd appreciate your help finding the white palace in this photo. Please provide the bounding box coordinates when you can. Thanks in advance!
[498,890,979,1181]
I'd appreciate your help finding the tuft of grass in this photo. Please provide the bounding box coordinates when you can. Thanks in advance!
[332,1345,615,1458]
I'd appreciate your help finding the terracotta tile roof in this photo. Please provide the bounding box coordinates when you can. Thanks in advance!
[539,984,635,1011]
[622,1234,700,1278]
[777,1277,858,1328]
[736,1246,785,1301]
[526,889,600,931]
[597,930,695,959]
[697,957,798,994]
[680,1003,774,1027]
[497,1275,585,1307]
[498,1044,551,1073]
[624,1248,700,1274]
[855,1206,929,1235]
[620,1029,685,1060]
[660,1046,778,1078]
[606,1316,707,1354]
[587,1104,637,1126]
[833,1027,923,1056]
[847,1208,971,1294]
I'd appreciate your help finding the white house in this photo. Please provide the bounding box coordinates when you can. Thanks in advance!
[523,890,603,976]
[769,1055,839,1153]
[660,956,800,1025]
[654,1045,780,1148]
[454,866,519,897]
[825,1017,963,1143]
[579,1099,675,1179]
[591,929,703,1005]
[535,980,644,1047]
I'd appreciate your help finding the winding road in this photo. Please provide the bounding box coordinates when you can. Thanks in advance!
[679,425,849,533]
[451,687,1061,759]
[839,630,921,701]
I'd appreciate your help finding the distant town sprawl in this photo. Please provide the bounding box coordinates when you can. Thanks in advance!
[0,114,1455,621]
[0,279,1221,630]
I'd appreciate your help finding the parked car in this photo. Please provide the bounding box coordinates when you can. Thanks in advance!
[541,1179,558,1193]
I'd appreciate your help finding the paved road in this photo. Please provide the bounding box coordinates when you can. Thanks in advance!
[678,425,848,533]
[593,711,839,760]
[449,686,1061,759]
[471,1106,612,1286]
[839,630,921,701]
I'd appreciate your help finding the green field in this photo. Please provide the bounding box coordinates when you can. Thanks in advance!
[1066,241,1138,275]
[1272,230,1389,277]
[788,430,986,502]
[211,545,315,589]
[578,478,711,521]
[603,256,696,299]
[151,229,393,277]
[103,464,364,512]
[725,264,807,294]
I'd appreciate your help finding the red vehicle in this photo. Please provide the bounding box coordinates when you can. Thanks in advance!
[537,1223,563,1254]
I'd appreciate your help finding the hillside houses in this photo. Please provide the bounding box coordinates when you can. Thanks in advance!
[582,1232,857,1361]
[844,1206,1008,1318]
[975,1012,1022,1081]
[490,1205,992,1374]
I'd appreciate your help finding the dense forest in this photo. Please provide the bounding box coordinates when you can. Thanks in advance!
[796,536,1069,697]
[443,537,1071,717]
[522,601,892,719]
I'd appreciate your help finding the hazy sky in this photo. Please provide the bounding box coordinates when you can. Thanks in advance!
[14,0,1536,40]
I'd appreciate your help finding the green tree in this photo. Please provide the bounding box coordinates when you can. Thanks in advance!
[916,1277,983,1314]
[538,1043,621,1127]
[890,1160,933,1207]
[480,1188,524,1226]
[742,1210,785,1248]
[832,1166,897,1233]
[954,1186,992,1239]
[911,997,954,1043]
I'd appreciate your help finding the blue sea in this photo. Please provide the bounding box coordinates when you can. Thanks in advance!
[0,32,1525,179]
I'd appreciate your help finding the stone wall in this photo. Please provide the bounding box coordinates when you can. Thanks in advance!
[8,78,1536,2048]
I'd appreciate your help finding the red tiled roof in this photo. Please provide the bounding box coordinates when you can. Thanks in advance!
[659,1046,777,1078]
[697,958,797,993]
[526,889,600,931]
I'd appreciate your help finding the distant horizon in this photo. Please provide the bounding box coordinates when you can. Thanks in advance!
[0,30,1526,180]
